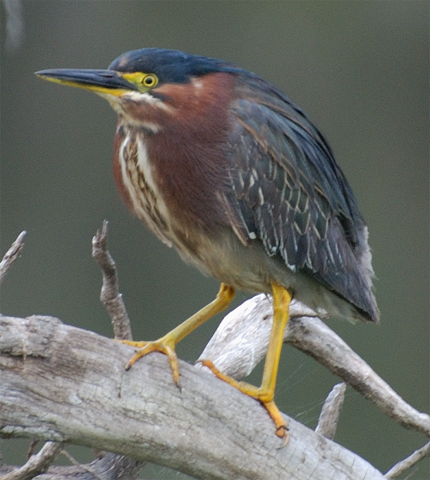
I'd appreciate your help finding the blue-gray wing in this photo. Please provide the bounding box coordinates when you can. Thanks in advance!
[225,77,378,321]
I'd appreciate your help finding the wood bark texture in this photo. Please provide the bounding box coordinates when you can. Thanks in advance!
[0,314,386,480]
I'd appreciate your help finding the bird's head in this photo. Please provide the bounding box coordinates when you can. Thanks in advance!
[36,48,242,130]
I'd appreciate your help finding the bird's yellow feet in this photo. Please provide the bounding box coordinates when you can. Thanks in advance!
[118,283,235,387]
[119,336,181,385]
[118,281,290,445]
[200,282,291,444]
[201,359,289,443]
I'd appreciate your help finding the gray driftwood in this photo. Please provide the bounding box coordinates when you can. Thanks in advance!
[1,231,428,479]
[0,314,386,480]
[197,294,430,437]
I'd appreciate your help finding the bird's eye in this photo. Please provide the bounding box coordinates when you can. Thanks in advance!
[142,74,158,88]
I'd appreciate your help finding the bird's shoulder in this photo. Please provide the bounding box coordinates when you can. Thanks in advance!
[227,73,364,243]
[224,73,368,273]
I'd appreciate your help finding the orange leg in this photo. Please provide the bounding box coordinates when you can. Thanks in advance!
[118,283,235,386]
[201,282,291,443]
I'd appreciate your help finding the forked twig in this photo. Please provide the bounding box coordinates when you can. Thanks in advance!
[92,221,132,341]
[91,222,145,479]
[0,442,63,480]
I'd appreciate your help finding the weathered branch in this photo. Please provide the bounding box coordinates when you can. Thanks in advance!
[92,221,132,341]
[0,451,145,480]
[91,221,144,478]
[384,441,430,478]
[1,232,428,479]
[1,227,144,480]
[0,442,63,480]
[0,231,26,286]
[315,383,346,439]
[0,314,386,480]
[197,294,430,437]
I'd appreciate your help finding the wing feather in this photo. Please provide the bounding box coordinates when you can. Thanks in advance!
[225,76,378,320]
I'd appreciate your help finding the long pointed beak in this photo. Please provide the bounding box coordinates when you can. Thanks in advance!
[35,69,138,96]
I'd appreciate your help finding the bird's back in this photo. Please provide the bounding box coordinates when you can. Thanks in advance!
[221,74,379,322]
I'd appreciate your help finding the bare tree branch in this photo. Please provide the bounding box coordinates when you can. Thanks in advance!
[92,221,132,341]
[1,232,427,479]
[58,450,143,480]
[0,314,386,480]
[0,451,145,480]
[89,222,144,478]
[1,442,63,480]
[0,227,145,480]
[197,294,430,438]
[384,441,430,479]
[0,231,26,286]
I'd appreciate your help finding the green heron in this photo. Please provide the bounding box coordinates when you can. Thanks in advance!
[36,48,379,441]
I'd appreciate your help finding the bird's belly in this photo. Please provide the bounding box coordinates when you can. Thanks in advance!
[173,226,290,293]
[174,227,363,322]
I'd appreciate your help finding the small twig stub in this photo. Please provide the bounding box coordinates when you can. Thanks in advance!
[0,231,26,287]
[315,382,346,440]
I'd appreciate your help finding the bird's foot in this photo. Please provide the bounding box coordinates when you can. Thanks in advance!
[117,284,235,389]
[117,337,180,387]
[200,359,289,445]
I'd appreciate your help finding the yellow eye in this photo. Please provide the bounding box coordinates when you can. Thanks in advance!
[142,74,158,88]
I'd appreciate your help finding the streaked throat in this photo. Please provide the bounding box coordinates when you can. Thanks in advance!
[118,127,172,246]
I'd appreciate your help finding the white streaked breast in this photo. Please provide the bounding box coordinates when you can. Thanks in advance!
[118,128,173,247]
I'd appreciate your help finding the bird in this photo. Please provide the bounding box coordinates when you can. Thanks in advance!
[36,48,379,442]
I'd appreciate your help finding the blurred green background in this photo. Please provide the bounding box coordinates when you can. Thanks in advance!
[0,1,428,479]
